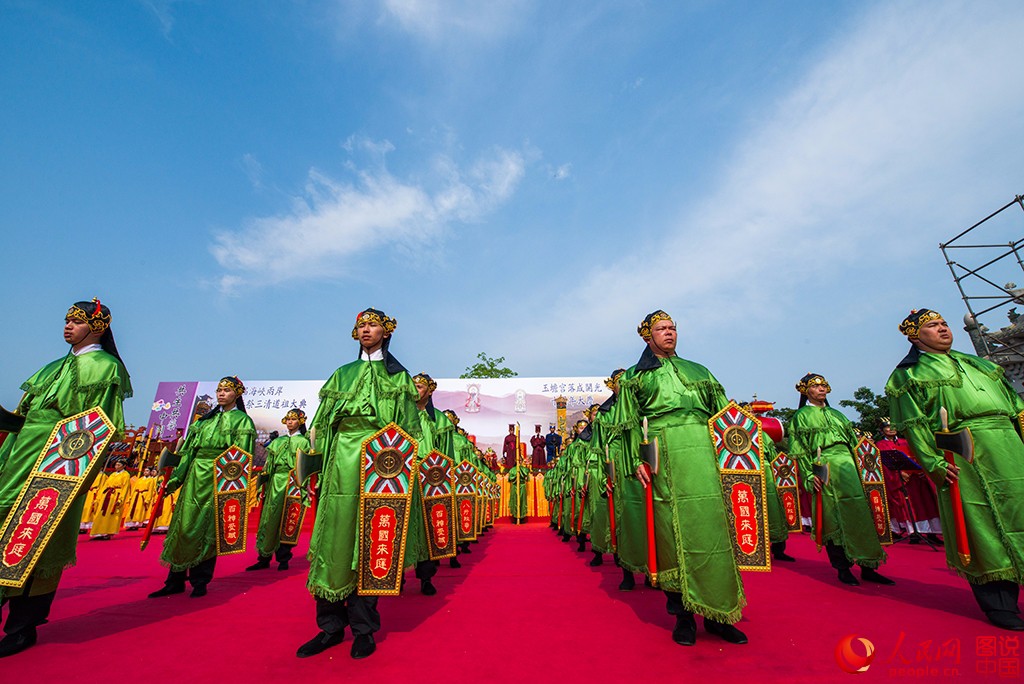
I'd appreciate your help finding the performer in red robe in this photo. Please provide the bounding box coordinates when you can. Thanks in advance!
[530,425,546,468]
[875,418,942,541]
[502,424,518,469]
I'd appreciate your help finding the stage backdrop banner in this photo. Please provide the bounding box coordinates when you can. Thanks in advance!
[149,376,610,456]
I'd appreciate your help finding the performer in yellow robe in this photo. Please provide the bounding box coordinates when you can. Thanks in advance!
[122,467,156,529]
[153,487,178,534]
[79,470,106,534]
[91,459,130,539]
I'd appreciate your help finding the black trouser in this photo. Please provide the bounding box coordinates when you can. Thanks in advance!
[972,581,1021,616]
[414,560,437,581]
[257,544,295,564]
[166,556,217,589]
[825,542,854,571]
[316,595,380,637]
[2,575,56,635]
[664,591,693,618]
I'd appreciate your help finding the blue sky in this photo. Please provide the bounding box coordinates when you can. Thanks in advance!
[2,0,1023,427]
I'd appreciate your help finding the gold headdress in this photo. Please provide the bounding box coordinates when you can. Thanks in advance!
[282,408,306,425]
[218,376,246,395]
[412,373,437,394]
[66,297,111,334]
[899,309,943,340]
[351,307,397,340]
[795,373,830,395]
[637,310,672,341]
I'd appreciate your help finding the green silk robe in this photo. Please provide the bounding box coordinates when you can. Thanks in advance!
[507,464,530,518]
[886,349,1024,584]
[618,355,745,624]
[762,438,790,545]
[595,394,647,572]
[0,349,130,598]
[161,408,256,570]
[788,404,885,568]
[255,431,311,557]
[306,359,420,601]
[582,422,611,553]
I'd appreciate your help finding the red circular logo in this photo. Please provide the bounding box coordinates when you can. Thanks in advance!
[835,634,875,674]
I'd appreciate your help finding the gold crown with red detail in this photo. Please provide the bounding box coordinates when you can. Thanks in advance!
[66,298,110,334]
[351,307,397,340]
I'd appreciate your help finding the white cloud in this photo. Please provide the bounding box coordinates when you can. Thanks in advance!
[551,163,572,181]
[513,0,1024,365]
[240,153,264,189]
[210,138,526,292]
[379,0,531,42]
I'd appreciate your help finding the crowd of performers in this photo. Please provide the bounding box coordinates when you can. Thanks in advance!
[538,308,1024,647]
[1,301,1023,662]
[0,302,505,660]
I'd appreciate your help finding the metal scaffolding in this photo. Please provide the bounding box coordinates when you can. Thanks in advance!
[940,194,1024,388]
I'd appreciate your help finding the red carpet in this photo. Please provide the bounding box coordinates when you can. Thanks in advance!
[2,522,1006,682]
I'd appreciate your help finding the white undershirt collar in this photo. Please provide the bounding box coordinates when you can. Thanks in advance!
[360,348,385,361]
[72,343,102,356]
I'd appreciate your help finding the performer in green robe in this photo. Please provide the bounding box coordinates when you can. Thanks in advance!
[0,299,131,658]
[149,376,255,599]
[247,408,311,572]
[439,410,463,567]
[886,309,1024,630]
[761,433,795,562]
[618,311,747,646]
[507,458,530,523]
[297,308,420,661]
[409,372,444,594]
[788,373,892,586]
[560,425,585,543]
[596,369,647,589]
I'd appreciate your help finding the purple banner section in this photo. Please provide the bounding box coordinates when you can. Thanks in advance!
[147,382,199,440]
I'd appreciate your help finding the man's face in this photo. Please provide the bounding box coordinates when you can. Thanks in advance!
[415,383,429,402]
[917,318,953,353]
[113,461,124,471]
[64,317,94,346]
[806,384,829,404]
[357,321,386,350]
[216,386,238,407]
[649,319,677,354]
[284,417,301,432]
[882,426,897,438]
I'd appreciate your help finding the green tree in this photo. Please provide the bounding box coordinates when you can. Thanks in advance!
[459,352,518,379]
[838,386,889,435]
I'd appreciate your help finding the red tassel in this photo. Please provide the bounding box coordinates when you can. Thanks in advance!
[92,297,102,316]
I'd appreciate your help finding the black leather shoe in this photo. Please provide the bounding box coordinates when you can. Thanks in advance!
[278,560,289,571]
[987,611,1024,631]
[861,568,895,585]
[773,552,796,562]
[672,615,696,646]
[420,580,437,596]
[246,560,271,571]
[148,584,185,598]
[589,552,603,567]
[618,571,635,591]
[0,627,37,658]
[297,631,344,658]
[350,634,376,659]
[705,619,748,644]
[449,557,461,568]
[561,533,571,542]
[190,585,208,598]
[461,544,471,554]
[837,569,860,585]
